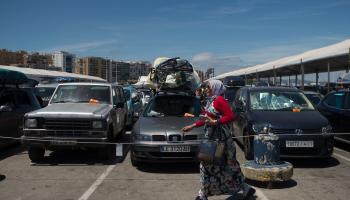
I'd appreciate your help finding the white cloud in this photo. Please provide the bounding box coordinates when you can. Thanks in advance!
[44,39,119,53]
[191,52,242,74]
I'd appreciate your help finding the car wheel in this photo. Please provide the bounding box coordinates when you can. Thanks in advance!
[130,150,139,167]
[28,147,45,162]
[243,131,253,160]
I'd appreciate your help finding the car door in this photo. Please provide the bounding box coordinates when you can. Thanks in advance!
[111,86,120,134]
[118,87,127,125]
[340,92,350,142]
[233,88,247,143]
[319,92,346,133]
[0,90,18,142]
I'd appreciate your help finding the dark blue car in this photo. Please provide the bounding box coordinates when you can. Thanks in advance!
[317,89,350,144]
[232,86,334,159]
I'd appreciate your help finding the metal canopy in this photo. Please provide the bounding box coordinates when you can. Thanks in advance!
[212,39,350,80]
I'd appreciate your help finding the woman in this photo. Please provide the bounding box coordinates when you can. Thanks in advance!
[182,80,254,200]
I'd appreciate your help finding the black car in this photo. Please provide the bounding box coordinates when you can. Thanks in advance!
[303,91,324,106]
[222,76,245,106]
[317,89,350,144]
[232,86,334,159]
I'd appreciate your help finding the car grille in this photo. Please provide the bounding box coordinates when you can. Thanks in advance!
[272,129,320,135]
[152,135,166,141]
[43,119,92,130]
[184,135,197,141]
[42,130,91,137]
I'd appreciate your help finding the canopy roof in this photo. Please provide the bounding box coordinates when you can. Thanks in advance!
[0,65,106,82]
[213,39,350,80]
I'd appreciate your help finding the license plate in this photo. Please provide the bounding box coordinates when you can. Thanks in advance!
[51,139,76,146]
[160,145,190,152]
[286,140,314,148]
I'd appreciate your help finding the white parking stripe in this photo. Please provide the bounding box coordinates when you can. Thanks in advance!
[333,153,350,162]
[254,187,271,200]
[78,165,116,200]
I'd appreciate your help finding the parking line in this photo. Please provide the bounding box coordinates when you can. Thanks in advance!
[78,165,116,200]
[333,153,350,162]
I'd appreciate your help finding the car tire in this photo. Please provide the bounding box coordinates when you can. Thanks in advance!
[243,131,253,160]
[28,147,45,162]
[130,150,139,167]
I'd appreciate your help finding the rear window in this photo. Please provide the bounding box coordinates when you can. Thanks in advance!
[144,95,201,117]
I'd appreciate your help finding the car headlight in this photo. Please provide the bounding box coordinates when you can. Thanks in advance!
[135,134,152,141]
[321,125,332,135]
[25,118,37,128]
[252,123,273,134]
[92,121,103,129]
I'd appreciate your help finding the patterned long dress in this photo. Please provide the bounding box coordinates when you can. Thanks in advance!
[197,96,245,198]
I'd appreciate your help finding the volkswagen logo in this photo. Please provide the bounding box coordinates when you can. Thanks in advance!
[295,129,303,136]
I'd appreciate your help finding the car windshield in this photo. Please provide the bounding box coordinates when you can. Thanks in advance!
[144,95,201,117]
[34,87,56,98]
[249,91,315,111]
[51,85,110,104]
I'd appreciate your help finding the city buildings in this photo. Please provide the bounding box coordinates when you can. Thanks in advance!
[53,51,76,72]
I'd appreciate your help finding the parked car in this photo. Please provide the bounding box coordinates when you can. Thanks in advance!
[123,86,142,128]
[303,91,324,106]
[232,86,334,159]
[317,89,350,144]
[130,91,203,166]
[22,83,128,162]
[34,83,58,107]
[0,69,42,148]
[222,76,245,106]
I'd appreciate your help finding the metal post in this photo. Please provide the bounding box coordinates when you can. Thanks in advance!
[316,70,319,91]
[347,48,350,73]
[288,75,291,87]
[328,61,330,93]
[301,59,305,90]
[273,66,277,85]
[244,73,247,85]
[295,74,298,87]
[279,76,282,86]
[268,76,271,84]
[256,70,259,82]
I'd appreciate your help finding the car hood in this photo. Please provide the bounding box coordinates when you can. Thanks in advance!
[135,117,202,135]
[249,110,329,129]
[26,103,111,119]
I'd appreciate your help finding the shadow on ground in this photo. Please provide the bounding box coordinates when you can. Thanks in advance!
[285,157,340,169]
[0,143,26,161]
[136,162,199,174]
[246,179,297,190]
[0,174,6,182]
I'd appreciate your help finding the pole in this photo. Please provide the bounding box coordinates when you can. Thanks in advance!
[327,61,330,93]
[295,74,298,87]
[316,70,319,91]
[288,75,291,87]
[301,59,304,90]
[256,70,259,82]
[273,66,277,85]
[279,76,282,86]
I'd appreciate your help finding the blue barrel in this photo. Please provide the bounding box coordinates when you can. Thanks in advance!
[254,134,280,165]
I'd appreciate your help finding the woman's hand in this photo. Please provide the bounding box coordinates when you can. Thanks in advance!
[182,124,195,133]
[204,115,218,126]
[184,113,195,117]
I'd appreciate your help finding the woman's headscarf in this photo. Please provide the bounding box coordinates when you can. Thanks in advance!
[208,79,226,97]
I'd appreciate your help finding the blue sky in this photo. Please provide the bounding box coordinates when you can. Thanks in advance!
[1,0,349,76]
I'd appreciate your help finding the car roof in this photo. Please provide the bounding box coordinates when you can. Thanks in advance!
[57,82,117,87]
[155,90,194,97]
[303,91,320,94]
[36,83,59,88]
[243,86,301,92]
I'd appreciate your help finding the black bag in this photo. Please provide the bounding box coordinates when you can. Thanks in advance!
[197,126,226,165]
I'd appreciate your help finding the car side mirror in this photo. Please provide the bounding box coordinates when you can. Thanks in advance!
[0,105,13,112]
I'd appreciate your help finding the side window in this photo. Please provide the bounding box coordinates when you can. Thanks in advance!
[324,93,345,109]
[119,88,125,103]
[112,87,117,105]
[240,89,248,107]
[14,90,31,106]
[0,91,16,108]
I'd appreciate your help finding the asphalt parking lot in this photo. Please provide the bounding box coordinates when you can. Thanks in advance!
[0,132,349,200]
